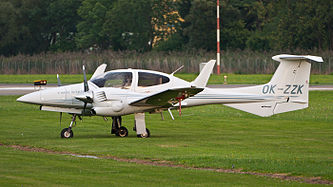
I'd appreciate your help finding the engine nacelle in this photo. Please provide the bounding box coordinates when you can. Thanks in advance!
[92,106,124,116]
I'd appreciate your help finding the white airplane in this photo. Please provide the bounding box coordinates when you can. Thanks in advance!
[17,54,323,138]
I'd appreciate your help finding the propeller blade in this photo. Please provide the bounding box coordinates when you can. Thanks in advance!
[57,74,62,86]
[83,102,87,111]
[83,65,89,92]
[59,112,62,126]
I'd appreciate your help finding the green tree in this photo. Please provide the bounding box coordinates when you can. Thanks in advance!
[75,0,114,50]
[184,0,216,51]
[0,1,21,55]
[47,0,83,51]
[153,0,185,51]
[103,0,153,51]
[0,0,50,56]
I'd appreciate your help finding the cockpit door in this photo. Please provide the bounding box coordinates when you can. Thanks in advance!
[134,71,170,93]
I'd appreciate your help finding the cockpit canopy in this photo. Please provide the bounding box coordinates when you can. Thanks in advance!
[90,70,170,89]
[91,72,132,89]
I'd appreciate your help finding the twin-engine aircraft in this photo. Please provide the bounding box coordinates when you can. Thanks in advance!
[17,54,323,138]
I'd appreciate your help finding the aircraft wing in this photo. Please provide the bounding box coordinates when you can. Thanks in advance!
[129,87,203,107]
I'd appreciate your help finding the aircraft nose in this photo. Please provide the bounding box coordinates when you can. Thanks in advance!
[17,91,41,104]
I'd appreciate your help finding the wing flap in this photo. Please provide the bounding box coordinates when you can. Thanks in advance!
[130,87,203,107]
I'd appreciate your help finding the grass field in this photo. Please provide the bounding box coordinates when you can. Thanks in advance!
[0,146,311,186]
[0,73,333,85]
[0,91,332,186]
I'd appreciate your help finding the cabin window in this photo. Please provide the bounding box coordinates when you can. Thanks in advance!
[91,72,132,89]
[138,72,169,87]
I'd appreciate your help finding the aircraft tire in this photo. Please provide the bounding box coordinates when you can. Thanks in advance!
[61,128,73,138]
[117,127,128,137]
[137,128,150,138]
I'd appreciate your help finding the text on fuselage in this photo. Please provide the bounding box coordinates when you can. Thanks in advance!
[262,85,304,94]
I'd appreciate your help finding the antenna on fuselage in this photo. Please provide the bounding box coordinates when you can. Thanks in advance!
[170,65,184,76]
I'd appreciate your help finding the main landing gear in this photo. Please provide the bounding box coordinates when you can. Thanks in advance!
[111,114,150,138]
[111,116,128,137]
[60,114,76,138]
[134,113,150,138]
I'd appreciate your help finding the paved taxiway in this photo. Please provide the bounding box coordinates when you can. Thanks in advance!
[1,84,332,95]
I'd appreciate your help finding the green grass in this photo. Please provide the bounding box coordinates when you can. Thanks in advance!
[0,146,310,186]
[0,91,332,185]
[0,73,332,85]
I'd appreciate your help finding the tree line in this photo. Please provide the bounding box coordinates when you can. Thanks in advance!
[0,0,332,56]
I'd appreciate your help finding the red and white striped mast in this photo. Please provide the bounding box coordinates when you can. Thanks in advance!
[216,0,221,75]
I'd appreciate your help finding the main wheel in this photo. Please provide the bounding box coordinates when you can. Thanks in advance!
[116,126,128,137]
[61,128,73,138]
[137,128,150,138]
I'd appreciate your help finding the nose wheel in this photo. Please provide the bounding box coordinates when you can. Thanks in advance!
[116,126,128,137]
[60,114,76,138]
[61,128,73,138]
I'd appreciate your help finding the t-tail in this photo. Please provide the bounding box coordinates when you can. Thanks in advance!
[223,54,323,117]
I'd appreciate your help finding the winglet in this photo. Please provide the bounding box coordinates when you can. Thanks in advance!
[91,64,107,80]
[191,60,216,88]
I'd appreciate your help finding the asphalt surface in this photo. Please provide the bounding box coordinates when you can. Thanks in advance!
[1,84,332,96]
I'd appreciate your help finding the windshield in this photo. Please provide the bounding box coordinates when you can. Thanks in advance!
[91,72,132,89]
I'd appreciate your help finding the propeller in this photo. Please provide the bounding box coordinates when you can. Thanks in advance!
[58,73,62,125]
[83,65,89,92]
[81,65,93,114]
[59,112,62,126]
[57,74,62,86]
[83,65,88,112]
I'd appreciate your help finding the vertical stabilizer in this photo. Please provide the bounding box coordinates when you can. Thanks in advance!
[268,54,323,114]
[191,60,216,88]
[224,54,323,117]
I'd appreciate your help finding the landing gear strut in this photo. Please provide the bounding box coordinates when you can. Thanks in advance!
[60,114,76,138]
[111,116,128,137]
[134,113,150,138]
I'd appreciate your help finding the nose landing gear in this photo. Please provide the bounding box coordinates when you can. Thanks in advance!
[60,114,76,138]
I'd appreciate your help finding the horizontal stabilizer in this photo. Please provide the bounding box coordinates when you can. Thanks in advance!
[272,54,323,63]
[225,100,308,117]
[273,102,308,114]
[130,87,203,107]
[224,102,276,117]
